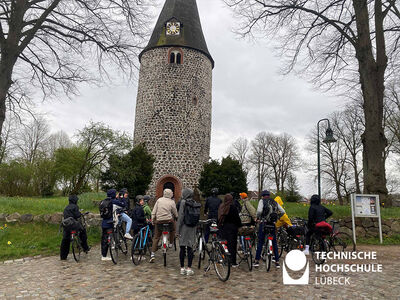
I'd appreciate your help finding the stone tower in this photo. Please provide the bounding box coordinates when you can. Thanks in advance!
[133,0,214,200]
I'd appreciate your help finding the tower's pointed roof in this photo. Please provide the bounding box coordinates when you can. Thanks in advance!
[140,0,214,67]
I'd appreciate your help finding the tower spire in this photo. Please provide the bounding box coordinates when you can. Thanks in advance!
[140,0,214,67]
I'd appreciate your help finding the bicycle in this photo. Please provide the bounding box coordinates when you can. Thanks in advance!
[310,220,356,265]
[70,212,89,263]
[203,221,231,282]
[157,222,174,267]
[131,223,153,265]
[195,219,211,270]
[237,225,255,271]
[109,209,129,264]
[260,223,276,272]
[276,218,307,258]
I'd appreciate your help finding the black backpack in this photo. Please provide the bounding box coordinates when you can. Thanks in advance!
[184,199,201,227]
[99,198,113,219]
[262,199,278,223]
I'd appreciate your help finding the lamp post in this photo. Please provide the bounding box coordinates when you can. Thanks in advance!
[317,118,337,199]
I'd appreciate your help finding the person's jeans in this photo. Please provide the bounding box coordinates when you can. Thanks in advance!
[255,222,279,262]
[120,212,132,234]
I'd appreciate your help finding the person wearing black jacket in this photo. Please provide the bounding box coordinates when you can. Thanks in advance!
[218,194,242,267]
[60,195,89,260]
[304,194,333,255]
[132,197,146,234]
[204,188,222,242]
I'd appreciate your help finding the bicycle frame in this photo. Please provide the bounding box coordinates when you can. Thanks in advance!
[135,225,151,250]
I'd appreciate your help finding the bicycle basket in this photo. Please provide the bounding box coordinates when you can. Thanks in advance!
[238,226,255,236]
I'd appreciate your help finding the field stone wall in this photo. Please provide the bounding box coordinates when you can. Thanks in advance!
[0,213,102,227]
[338,217,400,238]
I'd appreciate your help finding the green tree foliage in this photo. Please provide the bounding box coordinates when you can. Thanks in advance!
[101,144,155,196]
[0,160,34,196]
[199,156,247,196]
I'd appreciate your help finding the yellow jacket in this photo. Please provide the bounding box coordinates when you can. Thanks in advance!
[274,196,292,228]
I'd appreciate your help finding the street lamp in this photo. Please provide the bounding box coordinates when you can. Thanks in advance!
[317,118,337,199]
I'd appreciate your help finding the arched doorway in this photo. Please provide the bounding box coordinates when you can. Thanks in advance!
[156,175,182,202]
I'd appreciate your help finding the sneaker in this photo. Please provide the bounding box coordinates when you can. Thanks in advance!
[180,268,186,275]
[303,249,310,255]
[168,243,173,248]
[275,262,281,269]
[124,233,133,240]
[253,260,260,267]
[149,255,155,263]
[232,263,240,268]
[186,268,194,276]
[101,256,112,261]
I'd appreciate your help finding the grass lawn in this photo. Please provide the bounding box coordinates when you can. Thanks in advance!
[251,201,400,220]
[0,192,105,215]
[0,222,101,261]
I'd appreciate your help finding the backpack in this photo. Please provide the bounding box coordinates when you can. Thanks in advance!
[262,199,278,223]
[61,217,78,230]
[99,198,113,219]
[183,199,201,227]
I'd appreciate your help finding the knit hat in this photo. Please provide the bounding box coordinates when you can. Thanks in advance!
[239,192,248,199]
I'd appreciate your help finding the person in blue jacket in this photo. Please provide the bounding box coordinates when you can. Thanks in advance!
[109,189,133,240]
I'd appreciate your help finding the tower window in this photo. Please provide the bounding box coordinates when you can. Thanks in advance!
[192,97,198,105]
[168,48,183,64]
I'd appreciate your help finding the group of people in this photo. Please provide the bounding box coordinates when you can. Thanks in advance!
[60,186,333,275]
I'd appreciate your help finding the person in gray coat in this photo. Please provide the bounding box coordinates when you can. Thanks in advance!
[177,188,197,276]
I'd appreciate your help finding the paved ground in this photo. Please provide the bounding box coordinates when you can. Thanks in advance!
[0,244,399,299]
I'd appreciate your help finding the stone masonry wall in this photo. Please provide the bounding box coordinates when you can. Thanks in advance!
[133,47,212,197]
[337,217,400,238]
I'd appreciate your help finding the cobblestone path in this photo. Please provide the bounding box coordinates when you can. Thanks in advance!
[1,245,399,299]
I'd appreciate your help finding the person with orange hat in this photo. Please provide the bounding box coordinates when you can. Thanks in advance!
[239,192,257,226]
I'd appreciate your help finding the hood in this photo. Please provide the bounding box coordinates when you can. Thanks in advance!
[274,196,283,206]
[107,189,117,199]
[182,188,193,200]
[310,194,321,205]
[163,188,173,199]
[69,194,78,205]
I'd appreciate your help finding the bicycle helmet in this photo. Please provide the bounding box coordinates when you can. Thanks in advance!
[135,195,144,203]
[143,195,151,202]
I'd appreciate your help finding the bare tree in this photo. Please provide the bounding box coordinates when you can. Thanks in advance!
[249,132,270,196]
[0,1,149,146]
[266,133,300,193]
[47,130,72,156]
[228,137,251,175]
[225,0,400,203]
[15,116,49,163]
[0,112,17,163]
[332,105,364,193]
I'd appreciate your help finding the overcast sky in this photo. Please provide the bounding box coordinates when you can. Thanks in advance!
[36,0,348,196]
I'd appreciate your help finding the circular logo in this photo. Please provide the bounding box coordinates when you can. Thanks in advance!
[285,250,307,271]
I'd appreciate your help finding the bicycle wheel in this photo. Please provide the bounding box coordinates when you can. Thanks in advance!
[213,243,231,282]
[310,235,326,265]
[331,232,356,253]
[71,238,81,262]
[277,230,287,258]
[118,229,128,255]
[265,241,272,272]
[197,238,205,269]
[163,251,167,267]
[109,232,119,264]
[131,235,142,265]
[246,239,253,272]
[237,237,245,260]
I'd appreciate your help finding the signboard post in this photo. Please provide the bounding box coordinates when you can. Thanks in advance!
[351,194,383,244]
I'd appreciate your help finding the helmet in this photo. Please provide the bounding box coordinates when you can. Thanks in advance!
[143,195,151,202]
[135,195,144,203]
[211,188,219,195]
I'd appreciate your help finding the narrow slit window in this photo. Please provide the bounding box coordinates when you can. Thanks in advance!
[176,53,181,64]
[170,52,176,64]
